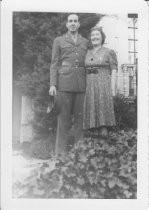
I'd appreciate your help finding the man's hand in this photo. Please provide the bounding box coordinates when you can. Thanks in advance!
[49,86,57,96]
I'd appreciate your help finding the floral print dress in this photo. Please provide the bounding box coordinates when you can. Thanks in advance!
[83,46,118,130]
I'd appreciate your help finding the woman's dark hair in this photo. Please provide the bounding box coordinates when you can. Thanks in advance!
[90,26,106,45]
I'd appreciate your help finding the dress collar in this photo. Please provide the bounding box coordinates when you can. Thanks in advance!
[91,46,103,55]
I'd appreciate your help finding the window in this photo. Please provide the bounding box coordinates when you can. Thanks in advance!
[128,14,138,65]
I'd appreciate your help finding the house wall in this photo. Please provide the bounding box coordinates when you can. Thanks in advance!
[98,14,131,95]
[12,85,22,143]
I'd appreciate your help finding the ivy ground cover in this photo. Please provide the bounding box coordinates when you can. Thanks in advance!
[13,129,137,199]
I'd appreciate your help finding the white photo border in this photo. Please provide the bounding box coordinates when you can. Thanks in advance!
[1,0,149,210]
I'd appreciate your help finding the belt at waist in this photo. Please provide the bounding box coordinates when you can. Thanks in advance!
[86,66,99,74]
[86,69,98,74]
[62,61,84,68]
[86,65,109,74]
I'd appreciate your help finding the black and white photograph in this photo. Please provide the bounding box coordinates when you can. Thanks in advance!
[1,0,149,209]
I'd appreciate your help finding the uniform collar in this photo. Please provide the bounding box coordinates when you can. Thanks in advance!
[64,33,83,46]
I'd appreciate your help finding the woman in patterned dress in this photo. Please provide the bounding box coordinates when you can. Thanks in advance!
[83,26,118,138]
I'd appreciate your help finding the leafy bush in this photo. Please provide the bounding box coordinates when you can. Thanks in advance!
[13,130,137,199]
[13,12,102,135]
[114,94,137,129]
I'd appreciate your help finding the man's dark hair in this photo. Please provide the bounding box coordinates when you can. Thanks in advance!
[67,13,80,22]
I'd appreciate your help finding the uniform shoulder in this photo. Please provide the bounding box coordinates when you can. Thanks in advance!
[53,36,63,42]
[81,36,89,48]
[81,36,89,43]
[53,35,65,46]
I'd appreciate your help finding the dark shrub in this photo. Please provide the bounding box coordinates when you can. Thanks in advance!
[113,94,137,129]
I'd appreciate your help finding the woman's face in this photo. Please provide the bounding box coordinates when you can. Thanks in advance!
[91,30,102,47]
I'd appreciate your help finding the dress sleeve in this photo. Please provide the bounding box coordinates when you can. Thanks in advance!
[108,49,118,71]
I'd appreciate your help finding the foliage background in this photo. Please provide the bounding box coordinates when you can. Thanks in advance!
[13,12,103,135]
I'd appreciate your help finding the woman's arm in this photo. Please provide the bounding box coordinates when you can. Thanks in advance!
[108,49,118,96]
[111,69,117,97]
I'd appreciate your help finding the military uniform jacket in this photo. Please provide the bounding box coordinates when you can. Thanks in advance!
[50,33,88,92]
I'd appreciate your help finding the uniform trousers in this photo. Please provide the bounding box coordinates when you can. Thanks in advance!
[55,91,85,156]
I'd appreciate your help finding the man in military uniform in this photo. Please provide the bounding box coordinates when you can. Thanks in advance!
[49,14,88,157]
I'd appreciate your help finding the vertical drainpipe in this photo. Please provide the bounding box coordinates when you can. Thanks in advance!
[133,17,136,65]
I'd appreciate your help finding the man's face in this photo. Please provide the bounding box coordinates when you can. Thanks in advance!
[66,14,80,33]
